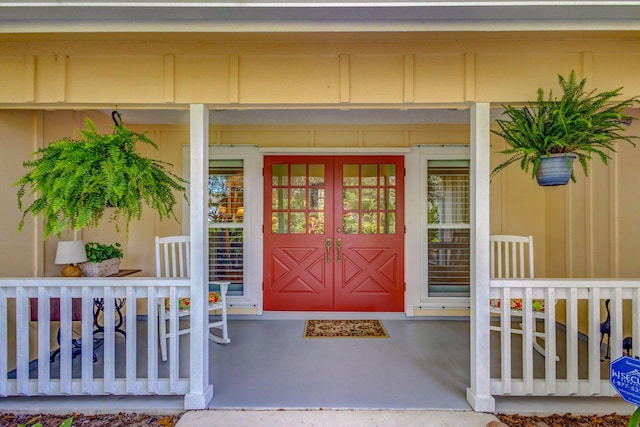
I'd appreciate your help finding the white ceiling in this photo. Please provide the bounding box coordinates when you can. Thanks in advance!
[103,108,511,125]
[104,108,490,125]
[2,1,640,32]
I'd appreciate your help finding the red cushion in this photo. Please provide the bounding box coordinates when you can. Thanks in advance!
[490,298,545,312]
[165,291,221,311]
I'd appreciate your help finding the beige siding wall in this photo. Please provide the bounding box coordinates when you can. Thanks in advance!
[0,111,39,277]
[140,117,640,285]
[1,34,640,106]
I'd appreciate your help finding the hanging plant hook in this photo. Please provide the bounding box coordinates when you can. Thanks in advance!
[112,110,122,127]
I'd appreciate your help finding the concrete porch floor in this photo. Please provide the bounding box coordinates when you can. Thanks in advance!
[0,318,633,416]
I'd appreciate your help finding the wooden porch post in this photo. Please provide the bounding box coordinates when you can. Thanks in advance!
[466,102,495,412]
[184,104,213,409]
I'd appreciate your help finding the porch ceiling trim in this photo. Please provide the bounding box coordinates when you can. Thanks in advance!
[2,1,640,33]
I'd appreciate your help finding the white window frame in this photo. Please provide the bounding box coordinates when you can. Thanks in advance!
[406,145,471,311]
[183,145,263,312]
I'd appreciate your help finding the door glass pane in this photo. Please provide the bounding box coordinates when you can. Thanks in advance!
[290,188,306,210]
[361,188,378,210]
[310,188,325,210]
[290,212,307,234]
[309,213,325,234]
[272,188,288,210]
[386,188,396,210]
[343,188,359,210]
[272,164,288,186]
[361,164,377,186]
[309,164,325,185]
[380,212,396,234]
[361,212,377,234]
[272,212,288,234]
[380,164,396,186]
[343,212,359,234]
[343,164,359,186]
[291,164,307,186]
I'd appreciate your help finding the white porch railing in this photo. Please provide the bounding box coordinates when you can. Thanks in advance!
[0,277,190,397]
[490,278,640,397]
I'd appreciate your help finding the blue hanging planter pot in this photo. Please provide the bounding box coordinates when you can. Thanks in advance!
[535,153,577,186]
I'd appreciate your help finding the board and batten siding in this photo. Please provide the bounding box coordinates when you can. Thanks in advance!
[1,34,640,105]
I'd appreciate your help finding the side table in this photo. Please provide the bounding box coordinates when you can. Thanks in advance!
[93,269,141,348]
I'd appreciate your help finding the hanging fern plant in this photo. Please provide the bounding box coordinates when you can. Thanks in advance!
[15,118,187,238]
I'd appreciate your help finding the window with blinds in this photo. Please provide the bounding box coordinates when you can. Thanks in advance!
[209,160,244,296]
[426,160,470,297]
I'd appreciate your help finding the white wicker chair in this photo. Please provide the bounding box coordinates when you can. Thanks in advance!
[155,235,230,362]
[490,235,557,360]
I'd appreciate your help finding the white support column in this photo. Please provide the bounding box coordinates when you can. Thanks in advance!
[184,104,213,409]
[466,103,495,412]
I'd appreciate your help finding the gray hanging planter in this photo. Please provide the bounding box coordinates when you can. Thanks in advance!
[535,153,577,186]
[491,71,639,185]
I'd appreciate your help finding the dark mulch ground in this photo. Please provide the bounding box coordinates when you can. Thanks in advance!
[0,412,183,427]
[496,413,631,426]
[0,411,633,426]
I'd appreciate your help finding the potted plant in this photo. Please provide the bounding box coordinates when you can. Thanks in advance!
[79,242,124,277]
[15,116,187,238]
[491,71,639,186]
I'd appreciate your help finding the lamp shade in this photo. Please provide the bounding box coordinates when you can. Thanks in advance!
[55,240,88,265]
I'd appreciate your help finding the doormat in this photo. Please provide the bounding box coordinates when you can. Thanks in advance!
[303,319,389,338]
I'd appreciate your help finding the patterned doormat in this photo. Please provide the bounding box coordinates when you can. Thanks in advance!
[303,319,389,338]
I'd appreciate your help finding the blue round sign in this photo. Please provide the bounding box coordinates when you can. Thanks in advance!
[610,356,640,406]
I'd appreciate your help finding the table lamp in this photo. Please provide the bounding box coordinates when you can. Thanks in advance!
[55,240,88,277]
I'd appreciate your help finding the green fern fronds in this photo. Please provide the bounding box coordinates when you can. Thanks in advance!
[15,118,187,238]
[491,71,639,182]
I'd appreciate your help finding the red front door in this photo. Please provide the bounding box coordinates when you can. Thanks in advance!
[264,156,404,312]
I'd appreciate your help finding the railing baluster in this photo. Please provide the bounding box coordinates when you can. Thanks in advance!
[15,287,29,395]
[81,286,94,394]
[103,286,116,394]
[544,287,556,395]
[147,286,159,394]
[169,286,179,392]
[633,289,640,360]
[59,287,72,395]
[36,287,51,395]
[522,287,533,394]
[0,288,7,396]
[125,286,137,394]
[566,287,579,394]
[588,289,601,395]
[500,287,512,394]
[611,288,623,362]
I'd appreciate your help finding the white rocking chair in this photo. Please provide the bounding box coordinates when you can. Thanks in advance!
[155,235,230,362]
[489,234,557,360]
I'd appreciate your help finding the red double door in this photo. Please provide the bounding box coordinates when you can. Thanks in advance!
[264,156,404,312]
